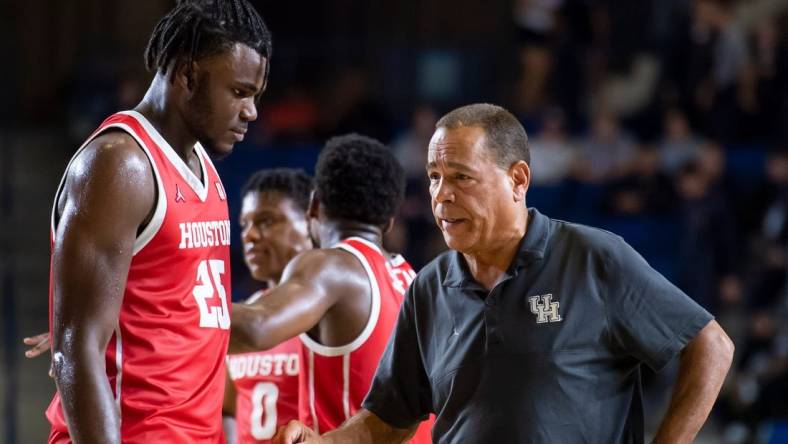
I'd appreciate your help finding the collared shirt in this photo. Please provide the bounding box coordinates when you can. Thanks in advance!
[363,208,713,443]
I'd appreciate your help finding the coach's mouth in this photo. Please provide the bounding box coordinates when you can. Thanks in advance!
[440,218,467,231]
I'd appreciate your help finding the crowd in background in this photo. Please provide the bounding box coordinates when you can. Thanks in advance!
[51,0,788,442]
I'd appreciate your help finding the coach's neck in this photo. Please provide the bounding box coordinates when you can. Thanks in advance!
[461,207,528,291]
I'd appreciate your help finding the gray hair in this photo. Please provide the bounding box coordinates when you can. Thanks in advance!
[436,103,530,168]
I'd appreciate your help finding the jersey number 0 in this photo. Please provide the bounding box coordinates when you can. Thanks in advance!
[251,382,279,439]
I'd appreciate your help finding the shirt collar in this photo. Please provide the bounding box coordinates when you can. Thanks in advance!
[442,207,550,288]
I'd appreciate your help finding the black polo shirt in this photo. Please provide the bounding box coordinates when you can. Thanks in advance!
[363,208,713,443]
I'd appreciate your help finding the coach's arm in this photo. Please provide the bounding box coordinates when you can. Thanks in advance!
[273,409,415,444]
[653,320,734,444]
[51,133,155,444]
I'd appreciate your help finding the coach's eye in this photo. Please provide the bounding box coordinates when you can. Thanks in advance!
[232,88,244,97]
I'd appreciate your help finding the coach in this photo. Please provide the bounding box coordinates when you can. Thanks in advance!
[276,104,734,444]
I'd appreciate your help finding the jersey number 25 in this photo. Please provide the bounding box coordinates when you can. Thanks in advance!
[193,259,231,329]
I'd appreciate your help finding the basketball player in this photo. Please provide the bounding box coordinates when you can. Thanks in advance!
[230,134,432,443]
[28,135,433,441]
[45,2,271,442]
[225,169,313,444]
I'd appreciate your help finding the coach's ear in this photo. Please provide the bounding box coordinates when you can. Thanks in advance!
[509,160,530,203]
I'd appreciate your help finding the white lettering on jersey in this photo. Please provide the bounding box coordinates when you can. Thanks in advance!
[385,261,416,295]
[179,220,231,249]
[228,353,300,380]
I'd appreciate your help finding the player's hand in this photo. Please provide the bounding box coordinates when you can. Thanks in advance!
[23,332,51,358]
[273,420,324,444]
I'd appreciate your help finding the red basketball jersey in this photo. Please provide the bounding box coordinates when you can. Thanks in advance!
[227,291,300,443]
[47,111,232,444]
[298,237,432,442]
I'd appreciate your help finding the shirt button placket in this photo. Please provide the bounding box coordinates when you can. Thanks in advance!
[484,291,503,346]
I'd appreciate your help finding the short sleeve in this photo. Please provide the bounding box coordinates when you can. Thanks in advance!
[362,284,432,429]
[603,239,713,371]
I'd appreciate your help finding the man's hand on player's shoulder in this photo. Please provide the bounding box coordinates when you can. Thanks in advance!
[273,420,324,444]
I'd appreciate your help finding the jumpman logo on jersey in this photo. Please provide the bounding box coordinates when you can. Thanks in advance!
[175,184,186,203]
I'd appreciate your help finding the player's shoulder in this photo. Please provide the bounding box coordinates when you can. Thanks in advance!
[291,247,356,266]
[284,247,365,279]
[82,128,144,158]
[70,129,150,181]
[61,129,155,214]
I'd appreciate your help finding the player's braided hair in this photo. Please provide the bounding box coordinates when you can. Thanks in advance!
[315,134,405,227]
[242,169,313,212]
[144,0,272,86]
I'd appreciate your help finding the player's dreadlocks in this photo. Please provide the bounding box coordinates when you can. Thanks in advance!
[144,0,272,86]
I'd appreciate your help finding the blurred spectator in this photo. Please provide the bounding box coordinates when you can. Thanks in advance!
[721,144,788,434]
[697,139,728,187]
[318,66,393,143]
[742,149,788,309]
[392,104,438,180]
[691,0,756,142]
[392,104,443,269]
[573,112,636,183]
[719,311,788,443]
[528,107,576,186]
[674,160,739,313]
[604,144,675,216]
[258,84,319,145]
[549,1,594,132]
[512,0,562,116]
[751,16,788,141]
[756,149,788,243]
[658,108,703,175]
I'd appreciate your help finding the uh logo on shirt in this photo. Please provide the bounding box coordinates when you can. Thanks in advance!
[529,294,562,324]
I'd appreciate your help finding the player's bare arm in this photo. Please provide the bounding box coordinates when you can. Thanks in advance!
[51,132,155,444]
[273,409,416,444]
[652,320,734,443]
[230,248,370,353]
